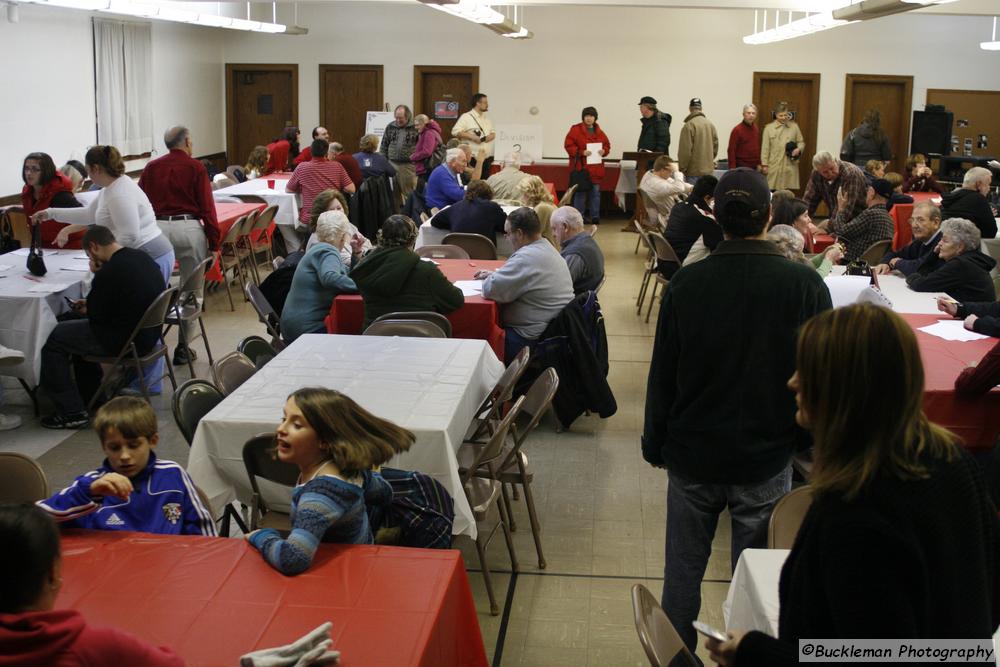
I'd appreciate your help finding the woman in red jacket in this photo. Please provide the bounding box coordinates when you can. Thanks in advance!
[20,153,83,248]
[0,503,184,667]
[564,106,610,225]
[266,126,300,174]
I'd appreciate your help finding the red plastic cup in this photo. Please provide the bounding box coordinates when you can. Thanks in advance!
[266,179,276,190]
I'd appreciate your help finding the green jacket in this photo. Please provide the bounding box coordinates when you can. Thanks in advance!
[638,112,671,154]
[642,239,832,485]
[350,246,464,328]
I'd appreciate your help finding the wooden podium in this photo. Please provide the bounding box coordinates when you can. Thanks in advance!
[622,151,663,228]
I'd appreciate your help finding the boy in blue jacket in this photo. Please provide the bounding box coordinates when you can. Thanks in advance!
[37,397,215,536]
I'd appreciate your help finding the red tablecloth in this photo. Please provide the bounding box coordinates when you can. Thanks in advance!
[490,162,622,193]
[891,202,914,251]
[544,182,558,202]
[812,234,835,253]
[326,259,506,360]
[206,202,268,283]
[909,191,939,203]
[56,531,488,667]
[904,313,1000,450]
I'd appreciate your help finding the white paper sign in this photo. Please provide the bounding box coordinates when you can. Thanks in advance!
[918,320,991,342]
[586,142,603,165]
[365,111,397,152]
[494,125,543,164]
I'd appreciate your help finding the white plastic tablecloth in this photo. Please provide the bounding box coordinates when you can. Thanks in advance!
[0,249,89,385]
[186,334,505,538]
[723,548,789,635]
[213,178,299,227]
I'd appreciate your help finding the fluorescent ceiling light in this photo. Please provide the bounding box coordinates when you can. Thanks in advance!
[982,16,999,50]
[426,0,504,24]
[743,10,851,44]
[20,0,290,32]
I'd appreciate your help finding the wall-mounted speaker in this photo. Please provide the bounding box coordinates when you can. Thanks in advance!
[911,110,953,156]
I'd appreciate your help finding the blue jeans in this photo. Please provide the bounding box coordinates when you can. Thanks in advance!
[132,249,174,394]
[503,327,534,363]
[41,319,109,415]
[662,466,792,660]
[573,183,601,221]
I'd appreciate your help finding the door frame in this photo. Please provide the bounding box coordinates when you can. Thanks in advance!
[753,71,821,189]
[318,64,384,133]
[225,63,299,163]
[843,73,913,158]
[413,65,480,117]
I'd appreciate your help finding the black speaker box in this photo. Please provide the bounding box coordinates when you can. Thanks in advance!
[911,110,953,156]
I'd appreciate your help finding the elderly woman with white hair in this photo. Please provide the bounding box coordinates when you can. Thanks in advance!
[941,166,997,239]
[906,218,996,302]
[280,210,363,342]
[766,224,843,278]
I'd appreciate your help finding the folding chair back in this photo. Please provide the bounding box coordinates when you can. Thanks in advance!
[242,433,299,530]
[372,311,452,337]
[0,453,48,502]
[237,335,278,368]
[211,351,257,395]
[415,244,470,260]
[245,282,283,343]
[442,233,498,260]
[460,395,525,484]
[768,485,813,549]
[364,319,447,338]
[171,379,224,446]
[558,183,578,207]
[631,584,699,667]
[649,232,681,265]
[860,239,892,266]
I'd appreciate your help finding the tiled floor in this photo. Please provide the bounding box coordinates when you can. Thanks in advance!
[1,215,735,666]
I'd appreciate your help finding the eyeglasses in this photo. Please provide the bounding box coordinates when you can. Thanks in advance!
[23,165,41,173]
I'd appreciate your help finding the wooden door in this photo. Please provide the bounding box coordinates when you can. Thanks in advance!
[319,65,383,150]
[413,66,479,143]
[226,64,298,167]
[753,72,820,193]
[843,74,913,170]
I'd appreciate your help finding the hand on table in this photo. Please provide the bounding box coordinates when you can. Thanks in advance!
[823,244,844,265]
[473,270,493,280]
[873,263,891,275]
[964,314,979,331]
[706,630,745,667]
[936,297,959,317]
[90,473,133,500]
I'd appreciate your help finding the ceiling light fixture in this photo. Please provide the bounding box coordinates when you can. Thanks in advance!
[18,0,295,33]
[419,0,531,39]
[982,16,999,50]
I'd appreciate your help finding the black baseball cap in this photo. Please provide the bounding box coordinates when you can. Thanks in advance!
[689,98,702,108]
[713,168,771,225]
[870,178,894,199]
[638,96,657,106]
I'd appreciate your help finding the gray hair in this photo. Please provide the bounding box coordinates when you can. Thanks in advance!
[940,217,981,253]
[742,103,758,113]
[315,210,351,244]
[963,166,992,188]
[445,147,464,164]
[414,114,429,124]
[812,151,836,168]
[164,126,189,149]
[766,224,810,265]
[913,201,942,222]
[329,142,344,155]
[551,205,584,231]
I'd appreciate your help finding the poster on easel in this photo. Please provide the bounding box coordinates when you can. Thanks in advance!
[365,111,397,151]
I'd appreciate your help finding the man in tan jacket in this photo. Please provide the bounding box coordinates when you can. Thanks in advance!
[677,98,719,184]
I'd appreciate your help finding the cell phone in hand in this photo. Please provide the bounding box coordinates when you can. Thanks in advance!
[692,620,729,642]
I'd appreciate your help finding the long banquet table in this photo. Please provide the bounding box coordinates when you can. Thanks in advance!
[187,334,505,538]
[57,530,488,667]
[325,258,506,360]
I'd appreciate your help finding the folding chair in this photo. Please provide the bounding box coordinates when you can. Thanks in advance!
[211,351,257,396]
[463,346,530,445]
[0,452,49,502]
[415,244,470,260]
[162,256,215,377]
[363,319,447,338]
[245,282,284,348]
[218,214,251,310]
[371,311,453,337]
[442,233,498,260]
[859,239,892,266]
[237,335,278,368]
[558,183,579,207]
[631,584,700,667]
[83,287,178,411]
[242,433,299,532]
[171,378,224,446]
[644,233,681,323]
[767,485,813,549]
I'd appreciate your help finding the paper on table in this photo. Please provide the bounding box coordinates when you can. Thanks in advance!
[27,282,74,293]
[586,142,603,165]
[8,248,30,256]
[918,320,991,342]
[453,280,483,297]
[823,275,874,308]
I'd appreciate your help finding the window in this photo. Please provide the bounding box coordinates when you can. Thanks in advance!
[93,18,153,157]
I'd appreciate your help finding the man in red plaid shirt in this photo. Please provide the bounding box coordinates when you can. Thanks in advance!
[286,138,356,229]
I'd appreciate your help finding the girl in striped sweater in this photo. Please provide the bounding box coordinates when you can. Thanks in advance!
[246,387,413,575]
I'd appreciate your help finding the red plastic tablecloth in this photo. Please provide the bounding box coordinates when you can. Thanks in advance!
[903,313,1000,450]
[490,162,622,193]
[813,234,835,253]
[891,203,914,251]
[206,202,268,283]
[56,531,488,667]
[325,259,506,360]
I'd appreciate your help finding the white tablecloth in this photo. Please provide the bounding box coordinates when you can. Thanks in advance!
[827,267,949,315]
[723,548,788,635]
[0,249,89,385]
[416,204,517,257]
[213,178,299,228]
[186,334,505,538]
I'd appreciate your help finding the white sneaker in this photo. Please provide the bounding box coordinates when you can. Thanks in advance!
[0,345,25,367]
[0,413,22,431]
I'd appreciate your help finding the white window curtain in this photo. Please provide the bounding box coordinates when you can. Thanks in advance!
[94,18,153,156]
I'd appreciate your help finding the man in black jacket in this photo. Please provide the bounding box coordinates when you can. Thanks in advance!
[942,166,997,239]
[39,225,165,429]
[637,96,671,155]
[642,168,832,658]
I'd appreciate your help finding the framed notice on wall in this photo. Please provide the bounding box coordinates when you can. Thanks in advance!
[434,101,460,119]
[365,111,396,151]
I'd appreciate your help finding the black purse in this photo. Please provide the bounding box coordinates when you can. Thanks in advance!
[0,210,20,255]
[845,258,876,285]
[569,157,592,192]
[26,221,47,277]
